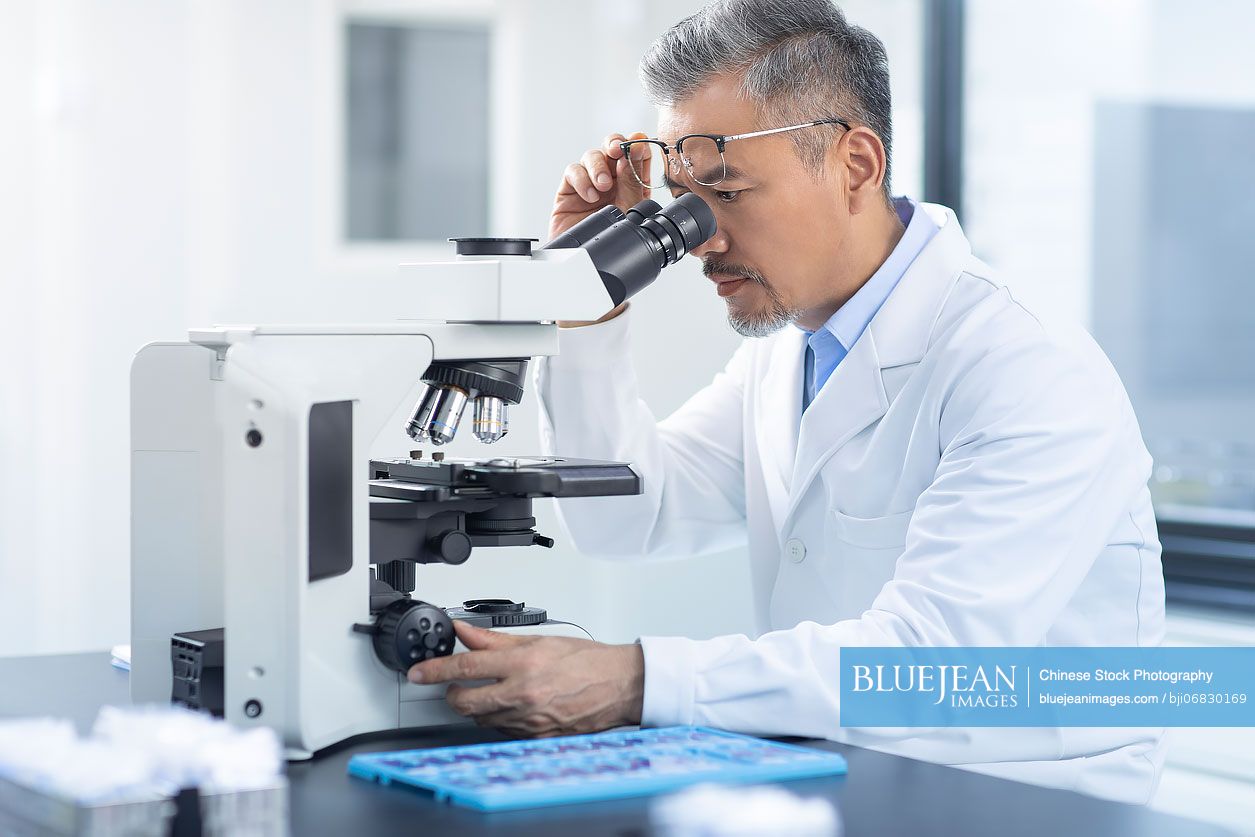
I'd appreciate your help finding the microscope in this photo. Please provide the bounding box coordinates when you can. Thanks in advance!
[130,194,715,758]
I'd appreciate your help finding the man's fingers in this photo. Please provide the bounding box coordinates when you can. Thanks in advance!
[550,130,652,237]
[562,162,598,203]
[629,131,652,162]
[604,131,649,160]
[602,132,628,159]
[580,149,614,191]
[408,648,509,684]
[407,623,527,682]
[453,620,525,651]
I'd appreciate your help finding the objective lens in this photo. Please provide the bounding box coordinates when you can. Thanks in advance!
[424,386,469,446]
[404,383,440,442]
[471,396,510,444]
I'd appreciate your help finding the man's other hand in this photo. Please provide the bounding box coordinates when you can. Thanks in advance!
[549,131,651,241]
[408,621,645,738]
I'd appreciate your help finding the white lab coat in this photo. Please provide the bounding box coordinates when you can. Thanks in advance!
[535,203,1166,804]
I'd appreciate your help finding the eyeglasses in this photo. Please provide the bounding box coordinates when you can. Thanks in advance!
[619,117,851,190]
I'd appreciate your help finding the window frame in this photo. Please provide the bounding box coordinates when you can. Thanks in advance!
[317,0,499,273]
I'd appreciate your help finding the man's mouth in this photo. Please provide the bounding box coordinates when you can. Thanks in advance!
[713,277,750,297]
[697,262,763,304]
[704,264,761,299]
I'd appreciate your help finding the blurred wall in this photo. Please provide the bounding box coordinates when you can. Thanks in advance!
[0,0,743,655]
[0,0,924,655]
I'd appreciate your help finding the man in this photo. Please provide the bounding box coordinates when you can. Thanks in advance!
[409,0,1166,804]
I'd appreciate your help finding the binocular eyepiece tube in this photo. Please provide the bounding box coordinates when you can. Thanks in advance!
[543,193,717,306]
[405,194,716,447]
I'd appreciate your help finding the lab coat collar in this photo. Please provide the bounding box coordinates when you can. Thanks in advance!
[779,202,973,529]
[869,202,971,369]
[756,326,805,527]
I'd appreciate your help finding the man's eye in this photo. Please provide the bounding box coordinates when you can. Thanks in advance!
[714,190,740,204]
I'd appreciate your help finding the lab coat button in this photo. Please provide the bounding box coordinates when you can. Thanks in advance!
[785,538,806,563]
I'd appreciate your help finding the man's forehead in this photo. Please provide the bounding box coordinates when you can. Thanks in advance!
[656,74,759,141]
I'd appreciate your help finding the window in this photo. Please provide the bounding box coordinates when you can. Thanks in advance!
[344,21,490,241]
[962,0,1255,523]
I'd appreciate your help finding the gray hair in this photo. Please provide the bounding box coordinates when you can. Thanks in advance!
[639,0,894,191]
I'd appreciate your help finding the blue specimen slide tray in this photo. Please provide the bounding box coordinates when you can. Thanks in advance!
[346,726,848,812]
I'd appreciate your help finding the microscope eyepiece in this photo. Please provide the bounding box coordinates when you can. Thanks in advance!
[625,199,663,224]
[542,205,625,250]
[643,192,716,261]
[542,193,717,306]
[540,197,668,251]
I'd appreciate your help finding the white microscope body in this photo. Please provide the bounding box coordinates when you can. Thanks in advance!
[130,195,716,759]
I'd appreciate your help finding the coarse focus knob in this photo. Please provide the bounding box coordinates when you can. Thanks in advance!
[370,599,455,672]
[429,530,472,565]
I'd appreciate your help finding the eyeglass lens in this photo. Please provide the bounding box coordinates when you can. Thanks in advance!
[677,137,725,187]
[625,137,728,190]
[625,142,671,190]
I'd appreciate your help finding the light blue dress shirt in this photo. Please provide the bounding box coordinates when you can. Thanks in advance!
[801,198,938,412]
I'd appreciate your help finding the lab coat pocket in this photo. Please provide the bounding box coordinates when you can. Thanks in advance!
[828,508,913,549]
[822,509,913,620]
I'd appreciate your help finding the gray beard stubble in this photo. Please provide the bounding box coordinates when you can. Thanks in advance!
[705,260,799,338]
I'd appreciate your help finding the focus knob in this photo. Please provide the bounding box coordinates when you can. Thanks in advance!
[430,530,472,565]
[371,599,455,672]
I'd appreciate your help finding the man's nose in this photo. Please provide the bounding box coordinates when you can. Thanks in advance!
[689,227,729,259]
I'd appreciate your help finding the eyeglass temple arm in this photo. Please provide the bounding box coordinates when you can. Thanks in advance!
[721,118,850,143]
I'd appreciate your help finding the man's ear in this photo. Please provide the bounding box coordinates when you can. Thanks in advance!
[837,126,888,214]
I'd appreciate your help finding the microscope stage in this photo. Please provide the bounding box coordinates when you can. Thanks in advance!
[369,456,641,502]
